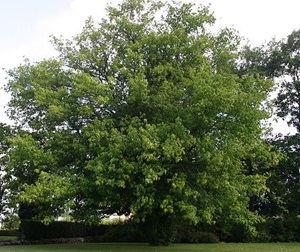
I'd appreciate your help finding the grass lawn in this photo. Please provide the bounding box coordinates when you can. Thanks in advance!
[0,243,300,252]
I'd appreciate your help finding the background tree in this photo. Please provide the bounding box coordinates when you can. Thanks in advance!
[240,29,300,241]
[270,30,300,241]
[4,0,277,244]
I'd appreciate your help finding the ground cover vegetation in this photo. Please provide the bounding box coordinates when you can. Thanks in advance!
[0,0,299,245]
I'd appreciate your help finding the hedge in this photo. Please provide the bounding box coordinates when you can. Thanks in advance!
[20,221,110,240]
[0,229,18,236]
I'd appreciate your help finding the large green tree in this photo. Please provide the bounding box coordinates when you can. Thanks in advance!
[4,0,276,244]
[0,123,14,222]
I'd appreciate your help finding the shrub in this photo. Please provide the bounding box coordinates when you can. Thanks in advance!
[177,228,219,243]
[142,216,178,246]
[0,229,18,236]
[100,222,145,242]
[20,220,45,240]
[85,224,111,237]
[19,220,142,242]
[252,230,271,243]
[20,221,88,240]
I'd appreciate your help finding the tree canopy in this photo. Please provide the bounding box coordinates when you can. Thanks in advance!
[239,29,300,241]
[0,123,14,220]
[4,0,277,245]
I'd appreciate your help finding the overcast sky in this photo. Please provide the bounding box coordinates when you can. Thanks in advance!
[0,0,299,134]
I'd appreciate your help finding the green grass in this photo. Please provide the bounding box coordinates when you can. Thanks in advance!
[0,243,300,252]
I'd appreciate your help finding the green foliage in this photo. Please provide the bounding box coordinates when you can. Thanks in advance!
[19,220,143,243]
[3,0,277,245]
[255,216,300,242]
[239,29,300,242]
[1,213,20,230]
[141,214,178,246]
[42,221,87,239]
[176,226,219,243]
[0,229,18,236]
[20,221,90,240]
[0,123,20,229]
[98,222,145,243]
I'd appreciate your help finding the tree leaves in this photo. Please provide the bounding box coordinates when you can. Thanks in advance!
[3,0,277,241]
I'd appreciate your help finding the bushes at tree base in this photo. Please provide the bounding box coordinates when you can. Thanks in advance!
[141,215,178,246]
[20,220,218,244]
[216,217,300,243]
[0,237,85,246]
[176,228,219,243]
[221,224,254,243]
[0,229,18,236]
[20,221,108,241]
[19,218,300,243]
[254,217,300,242]
[19,220,144,242]
[96,222,144,242]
